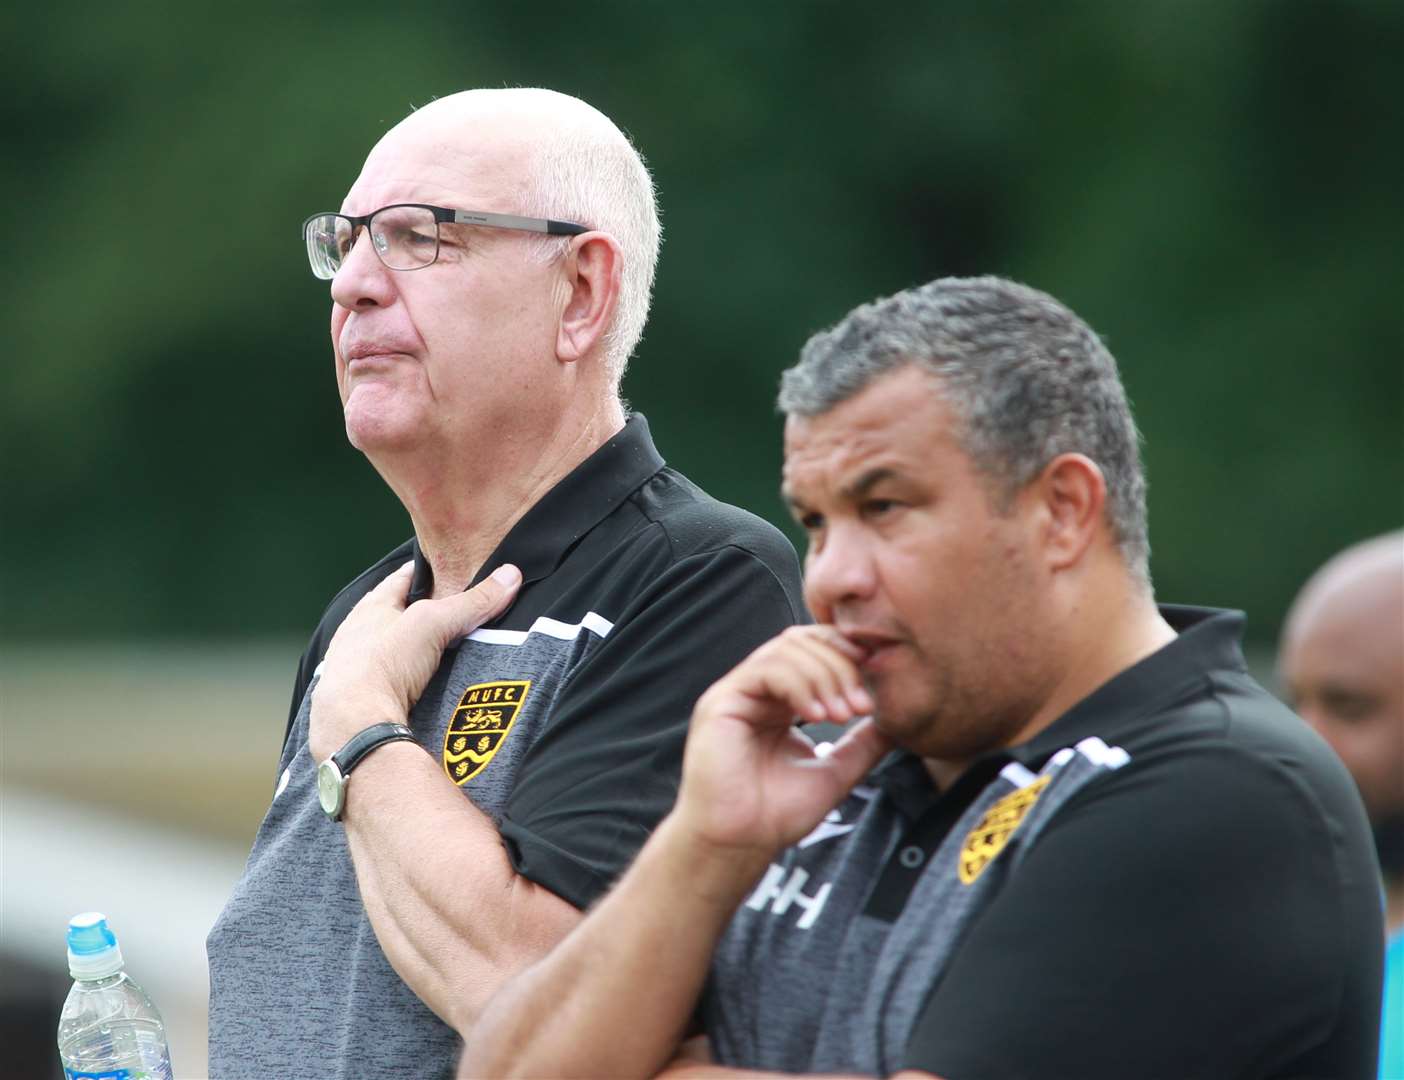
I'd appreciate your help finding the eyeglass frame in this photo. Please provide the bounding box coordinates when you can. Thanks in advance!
[301,202,590,280]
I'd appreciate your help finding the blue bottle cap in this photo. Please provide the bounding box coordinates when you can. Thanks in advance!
[66,912,124,979]
[67,912,116,954]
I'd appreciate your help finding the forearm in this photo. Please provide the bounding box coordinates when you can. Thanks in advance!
[340,740,581,1030]
[466,812,772,1079]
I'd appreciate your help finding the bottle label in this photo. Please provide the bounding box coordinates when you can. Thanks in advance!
[64,1071,133,1080]
[64,1070,170,1080]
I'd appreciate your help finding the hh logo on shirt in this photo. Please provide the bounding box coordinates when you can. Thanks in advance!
[443,680,532,785]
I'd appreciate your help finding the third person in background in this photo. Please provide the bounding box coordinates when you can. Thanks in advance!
[1281,531,1404,1080]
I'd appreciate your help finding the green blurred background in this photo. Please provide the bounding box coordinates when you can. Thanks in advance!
[4,0,1400,648]
[1,3,1401,1073]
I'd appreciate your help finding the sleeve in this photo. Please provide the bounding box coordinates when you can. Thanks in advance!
[498,543,804,910]
[901,748,1355,1080]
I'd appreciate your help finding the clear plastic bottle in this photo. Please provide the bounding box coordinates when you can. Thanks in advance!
[56,912,174,1080]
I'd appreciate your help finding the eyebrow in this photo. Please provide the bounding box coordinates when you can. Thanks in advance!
[781,467,901,512]
[840,467,899,502]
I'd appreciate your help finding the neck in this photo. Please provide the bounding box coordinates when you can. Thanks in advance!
[924,578,1175,790]
[1013,584,1176,748]
[369,396,625,597]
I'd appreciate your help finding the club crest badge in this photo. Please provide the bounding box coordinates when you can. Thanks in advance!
[442,680,532,785]
[958,775,1050,885]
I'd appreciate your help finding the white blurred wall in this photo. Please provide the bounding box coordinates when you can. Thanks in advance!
[2,641,293,1079]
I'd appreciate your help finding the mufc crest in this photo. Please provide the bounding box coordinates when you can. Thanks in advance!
[442,680,532,785]
[958,775,1050,885]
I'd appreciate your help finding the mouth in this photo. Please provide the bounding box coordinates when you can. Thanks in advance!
[342,349,414,381]
[838,629,906,673]
[341,332,416,365]
[345,346,410,361]
[860,643,906,675]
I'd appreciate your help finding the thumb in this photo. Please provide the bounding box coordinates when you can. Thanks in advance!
[820,717,894,795]
[441,563,522,640]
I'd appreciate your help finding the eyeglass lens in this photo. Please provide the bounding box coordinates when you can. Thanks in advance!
[304,205,440,280]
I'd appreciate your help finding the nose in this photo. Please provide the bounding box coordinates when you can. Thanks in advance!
[802,524,878,623]
[330,228,397,311]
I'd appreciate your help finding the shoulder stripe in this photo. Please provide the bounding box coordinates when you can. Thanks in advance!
[1047,736,1132,771]
[1074,735,1131,769]
[999,761,1040,788]
[465,611,615,647]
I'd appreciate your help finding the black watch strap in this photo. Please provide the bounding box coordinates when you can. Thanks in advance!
[332,722,417,774]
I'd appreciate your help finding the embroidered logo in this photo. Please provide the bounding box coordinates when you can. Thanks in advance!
[442,680,531,785]
[745,864,832,929]
[958,775,1050,885]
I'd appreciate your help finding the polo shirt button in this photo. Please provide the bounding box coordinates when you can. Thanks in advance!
[899,844,925,869]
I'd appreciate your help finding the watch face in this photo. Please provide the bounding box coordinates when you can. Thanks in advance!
[317,759,345,820]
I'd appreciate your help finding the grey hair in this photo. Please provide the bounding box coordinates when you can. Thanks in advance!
[779,275,1151,586]
[518,123,662,388]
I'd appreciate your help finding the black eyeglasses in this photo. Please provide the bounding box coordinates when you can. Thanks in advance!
[301,203,589,280]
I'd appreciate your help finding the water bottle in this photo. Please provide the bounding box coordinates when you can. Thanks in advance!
[56,912,174,1080]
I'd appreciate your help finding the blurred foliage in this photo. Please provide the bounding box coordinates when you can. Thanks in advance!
[2,0,1400,646]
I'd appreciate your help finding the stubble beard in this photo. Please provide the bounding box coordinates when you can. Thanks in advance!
[865,539,1052,763]
[869,643,1041,765]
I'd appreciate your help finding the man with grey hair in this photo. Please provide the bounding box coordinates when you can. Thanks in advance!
[206,88,805,1078]
[446,275,1377,1077]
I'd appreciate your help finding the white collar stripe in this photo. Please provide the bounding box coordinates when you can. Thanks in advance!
[1074,735,1131,769]
[999,761,1040,788]
[464,611,615,647]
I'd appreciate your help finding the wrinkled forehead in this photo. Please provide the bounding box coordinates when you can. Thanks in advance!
[341,110,531,216]
[782,417,903,504]
[782,408,890,470]
[781,369,961,499]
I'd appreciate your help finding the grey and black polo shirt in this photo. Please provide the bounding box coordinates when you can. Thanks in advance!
[207,415,806,1080]
[704,605,1383,1079]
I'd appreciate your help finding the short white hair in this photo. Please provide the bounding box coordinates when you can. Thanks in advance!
[518,108,662,387]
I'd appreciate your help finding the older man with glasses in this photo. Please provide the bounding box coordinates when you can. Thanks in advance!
[206,88,805,1079]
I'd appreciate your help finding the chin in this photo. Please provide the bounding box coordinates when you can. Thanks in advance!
[344,408,424,455]
[868,691,933,750]
[871,691,996,763]
[343,380,430,447]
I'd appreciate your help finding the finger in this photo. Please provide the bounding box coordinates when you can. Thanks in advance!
[783,630,872,721]
[807,623,870,662]
[752,637,861,725]
[699,626,866,731]
[352,559,418,615]
[410,563,522,646]
[818,716,894,792]
[800,626,876,714]
[467,563,522,626]
[784,651,855,723]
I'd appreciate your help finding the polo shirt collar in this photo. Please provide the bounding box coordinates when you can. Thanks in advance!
[408,413,665,600]
[1010,604,1247,766]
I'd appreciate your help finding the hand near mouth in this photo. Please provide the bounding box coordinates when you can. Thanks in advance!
[671,624,896,867]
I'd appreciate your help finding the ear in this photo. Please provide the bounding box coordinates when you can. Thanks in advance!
[1031,453,1106,572]
[556,232,622,364]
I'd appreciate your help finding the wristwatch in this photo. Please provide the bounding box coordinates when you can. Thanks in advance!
[316,722,417,821]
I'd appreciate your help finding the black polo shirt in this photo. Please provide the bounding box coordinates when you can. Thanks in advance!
[705,605,1383,1079]
[208,415,806,1080]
